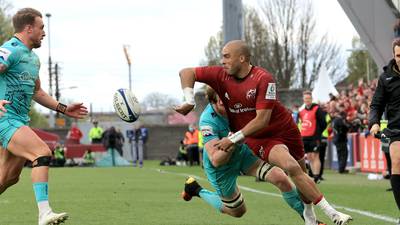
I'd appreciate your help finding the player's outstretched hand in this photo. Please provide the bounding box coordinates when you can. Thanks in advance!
[0,100,10,117]
[214,137,234,152]
[174,103,195,115]
[65,103,88,119]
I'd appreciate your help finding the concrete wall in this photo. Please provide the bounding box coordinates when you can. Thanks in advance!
[46,124,188,161]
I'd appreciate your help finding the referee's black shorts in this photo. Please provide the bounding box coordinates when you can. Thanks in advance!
[302,137,319,153]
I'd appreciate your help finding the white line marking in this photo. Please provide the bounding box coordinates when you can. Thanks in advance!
[153,168,398,224]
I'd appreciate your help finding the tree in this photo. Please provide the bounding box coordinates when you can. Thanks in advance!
[346,36,378,85]
[141,92,179,111]
[201,31,223,66]
[0,0,13,44]
[294,1,343,87]
[203,0,345,89]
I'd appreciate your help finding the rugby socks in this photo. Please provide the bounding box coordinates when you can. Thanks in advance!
[199,189,223,212]
[315,196,337,217]
[390,174,400,210]
[33,182,51,215]
[282,189,304,216]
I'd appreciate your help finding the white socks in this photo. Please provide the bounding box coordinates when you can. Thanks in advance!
[315,197,337,218]
[38,201,51,216]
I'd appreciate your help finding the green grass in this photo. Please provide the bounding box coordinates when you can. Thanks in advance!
[0,161,396,225]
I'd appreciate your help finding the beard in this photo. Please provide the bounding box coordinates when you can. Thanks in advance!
[32,40,42,49]
[227,65,240,76]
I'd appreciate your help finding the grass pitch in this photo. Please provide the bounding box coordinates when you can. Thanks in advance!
[0,161,397,225]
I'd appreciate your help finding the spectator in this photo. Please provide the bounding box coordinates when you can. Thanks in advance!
[318,103,330,181]
[176,140,188,166]
[198,128,204,167]
[51,144,65,167]
[130,124,147,167]
[115,128,125,157]
[332,105,350,174]
[82,149,95,167]
[291,104,300,124]
[183,124,199,166]
[102,126,119,151]
[66,122,83,144]
[139,125,149,145]
[88,120,103,144]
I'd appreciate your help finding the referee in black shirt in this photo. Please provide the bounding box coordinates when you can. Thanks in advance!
[370,38,400,224]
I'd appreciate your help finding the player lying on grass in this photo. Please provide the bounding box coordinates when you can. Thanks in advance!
[182,86,326,225]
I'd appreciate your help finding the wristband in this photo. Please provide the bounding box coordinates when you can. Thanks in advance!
[56,103,67,114]
[228,131,245,144]
[183,87,195,105]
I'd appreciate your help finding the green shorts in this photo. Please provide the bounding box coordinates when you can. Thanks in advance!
[0,117,27,149]
[203,144,258,198]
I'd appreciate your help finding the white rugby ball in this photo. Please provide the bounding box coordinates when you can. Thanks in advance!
[113,88,141,123]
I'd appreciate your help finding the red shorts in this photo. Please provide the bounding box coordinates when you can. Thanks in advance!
[245,126,305,162]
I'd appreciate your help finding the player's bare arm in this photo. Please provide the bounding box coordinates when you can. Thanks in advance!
[205,138,235,167]
[174,68,196,115]
[33,78,88,119]
[215,109,272,151]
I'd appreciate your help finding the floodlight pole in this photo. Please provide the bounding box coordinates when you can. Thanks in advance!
[123,45,132,91]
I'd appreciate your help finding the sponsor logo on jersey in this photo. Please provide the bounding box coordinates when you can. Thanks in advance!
[234,103,242,109]
[200,125,214,137]
[246,88,256,100]
[265,83,276,100]
[228,107,256,114]
[0,48,11,61]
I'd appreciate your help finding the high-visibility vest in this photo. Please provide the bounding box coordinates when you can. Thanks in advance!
[322,114,331,138]
[299,105,319,137]
[54,148,64,160]
[198,131,204,148]
[184,130,199,145]
[380,120,388,131]
[89,127,103,140]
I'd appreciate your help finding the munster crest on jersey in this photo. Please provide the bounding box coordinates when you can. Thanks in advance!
[246,88,256,100]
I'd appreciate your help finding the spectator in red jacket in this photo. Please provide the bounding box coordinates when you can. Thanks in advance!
[67,122,83,144]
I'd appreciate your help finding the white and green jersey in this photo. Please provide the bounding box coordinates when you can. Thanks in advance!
[0,37,40,122]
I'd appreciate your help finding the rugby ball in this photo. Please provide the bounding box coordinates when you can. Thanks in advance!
[113,89,141,123]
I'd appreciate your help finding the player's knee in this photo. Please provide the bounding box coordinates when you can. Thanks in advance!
[267,171,292,192]
[285,160,303,177]
[230,208,246,218]
[31,155,52,168]
[225,204,246,218]
[222,193,245,217]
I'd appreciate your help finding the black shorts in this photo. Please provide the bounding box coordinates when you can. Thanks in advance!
[302,138,319,153]
[390,135,400,145]
[383,128,400,145]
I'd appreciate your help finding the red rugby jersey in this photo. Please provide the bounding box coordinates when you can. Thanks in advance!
[195,66,294,138]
